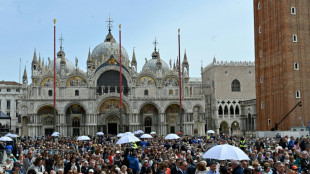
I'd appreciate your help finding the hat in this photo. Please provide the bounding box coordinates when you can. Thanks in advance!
[292,165,298,170]
[10,154,14,157]
[144,160,148,163]
[89,169,94,173]
[116,151,120,154]
[105,159,110,163]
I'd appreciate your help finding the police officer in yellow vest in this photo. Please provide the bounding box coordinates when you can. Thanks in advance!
[239,137,246,151]
[131,142,138,149]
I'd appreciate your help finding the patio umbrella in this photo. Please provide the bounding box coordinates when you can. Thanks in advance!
[77,136,91,141]
[150,132,156,135]
[51,132,59,137]
[165,134,180,140]
[116,135,141,144]
[0,136,13,141]
[207,130,215,134]
[96,132,104,136]
[140,134,153,139]
[202,144,250,160]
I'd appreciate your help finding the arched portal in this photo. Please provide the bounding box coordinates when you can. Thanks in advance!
[231,121,240,135]
[140,104,158,133]
[106,115,119,135]
[98,98,128,134]
[220,121,229,135]
[165,104,185,134]
[37,105,58,136]
[65,104,86,136]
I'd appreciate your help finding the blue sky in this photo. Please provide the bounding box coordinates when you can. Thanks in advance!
[0,0,254,82]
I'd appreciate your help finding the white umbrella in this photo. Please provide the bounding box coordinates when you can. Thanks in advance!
[137,130,144,134]
[77,136,91,141]
[5,133,18,138]
[207,130,215,134]
[202,144,250,160]
[165,134,180,140]
[122,132,134,137]
[140,134,153,139]
[51,132,59,137]
[150,132,156,135]
[96,132,104,136]
[116,135,141,144]
[117,133,124,137]
[133,131,139,135]
[0,136,13,141]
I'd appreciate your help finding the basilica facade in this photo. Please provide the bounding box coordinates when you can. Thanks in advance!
[18,26,205,137]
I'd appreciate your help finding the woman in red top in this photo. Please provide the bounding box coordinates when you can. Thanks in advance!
[108,150,115,165]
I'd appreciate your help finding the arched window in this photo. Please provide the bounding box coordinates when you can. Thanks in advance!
[218,106,223,115]
[235,106,240,115]
[231,79,241,92]
[230,105,234,115]
[75,90,79,96]
[224,105,228,115]
[145,117,152,126]
[48,90,53,96]
[144,90,148,96]
[169,89,173,95]
[72,117,80,127]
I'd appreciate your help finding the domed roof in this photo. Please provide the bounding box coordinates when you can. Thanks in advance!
[48,58,75,74]
[142,58,170,73]
[91,32,129,65]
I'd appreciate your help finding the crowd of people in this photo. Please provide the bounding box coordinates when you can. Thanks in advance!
[0,134,310,174]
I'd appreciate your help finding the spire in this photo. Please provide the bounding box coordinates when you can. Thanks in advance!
[32,49,38,63]
[23,66,27,78]
[87,48,92,63]
[213,54,216,63]
[183,50,188,64]
[59,34,64,51]
[176,57,179,70]
[173,60,176,70]
[38,53,42,68]
[131,47,137,64]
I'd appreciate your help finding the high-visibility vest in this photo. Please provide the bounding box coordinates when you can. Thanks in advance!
[132,142,138,149]
[240,140,246,147]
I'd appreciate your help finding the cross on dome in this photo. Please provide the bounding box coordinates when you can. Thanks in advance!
[106,14,113,32]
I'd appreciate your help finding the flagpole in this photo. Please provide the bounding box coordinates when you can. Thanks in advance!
[119,24,123,133]
[178,28,183,133]
[53,19,57,133]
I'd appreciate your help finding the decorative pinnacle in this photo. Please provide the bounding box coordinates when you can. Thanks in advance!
[178,28,180,34]
[119,24,121,30]
[106,14,113,32]
[53,19,56,25]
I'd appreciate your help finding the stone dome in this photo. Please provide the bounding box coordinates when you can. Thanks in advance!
[91,32,129,65]
[48,58,75,74]
[142,58,170,73]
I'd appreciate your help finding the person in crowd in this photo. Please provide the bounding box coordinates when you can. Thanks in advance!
[207,161,219,174]
[231,160,243,174]
[23,150,35,173]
